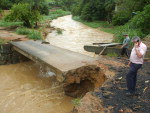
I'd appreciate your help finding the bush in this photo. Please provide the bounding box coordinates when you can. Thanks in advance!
[0,0,12,9]
[0,9,2,14]
[39,2,49,15]
[16,27,42,40]
[114,24,145,43]
[28,30,42,40]
[112,11,131,25]
[80,3,92,21]
[42,9,71,20]
[129,4,150,35]
[56,28,63,35]
[71,4,82,16]
[5,3,41,28]
[16,27,31,35]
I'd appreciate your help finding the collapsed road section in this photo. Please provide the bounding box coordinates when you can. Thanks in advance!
[11,40,106,97]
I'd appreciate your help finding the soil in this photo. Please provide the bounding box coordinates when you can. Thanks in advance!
[71,57,150,113]
[64,65,106,97]
[0,27,28,41]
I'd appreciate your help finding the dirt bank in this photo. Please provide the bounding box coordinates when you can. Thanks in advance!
[71,57,150,113]
[0,28,28,41]
[63,65,106,97]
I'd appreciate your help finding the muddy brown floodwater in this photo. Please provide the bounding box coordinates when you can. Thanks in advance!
[46,15,113,56]
[0,62,73,113]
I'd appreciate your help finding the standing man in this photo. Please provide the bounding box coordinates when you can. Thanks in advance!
[121,34,130,58]
[126,36,147,96]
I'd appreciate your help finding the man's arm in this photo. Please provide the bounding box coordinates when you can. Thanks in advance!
[135,48,143,58]
[122,43,128,48]
[134,42,145,58]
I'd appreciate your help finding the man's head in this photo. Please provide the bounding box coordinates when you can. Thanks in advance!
[132,36,141,43]
[123,34,128,38]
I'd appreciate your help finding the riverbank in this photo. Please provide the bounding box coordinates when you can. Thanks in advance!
[72,16,117,34]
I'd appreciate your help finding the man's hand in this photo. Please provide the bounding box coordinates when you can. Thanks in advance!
[128,62,131,67]
[134,42,143,58]
[134,42,139,48]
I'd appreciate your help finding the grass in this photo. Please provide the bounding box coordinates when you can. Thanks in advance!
[0,39,9,44]
[71,98,81,106]
[56,28,63,35]
[107,53,118,57]
[0,20,23,27]
[42,9,71,21]
[16,27,42,40]
[73,16,118,34]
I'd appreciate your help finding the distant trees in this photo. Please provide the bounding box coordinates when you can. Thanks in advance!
[0,0,12,9]
[71,0,115,22]
[112,0,150,25]
[129,4,150,35]
[1,0,50,28]
[0,0,49,15]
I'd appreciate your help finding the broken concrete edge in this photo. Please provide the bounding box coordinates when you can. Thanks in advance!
[12,43,107,98]
[0,43,29,65]
[12,45,107,98]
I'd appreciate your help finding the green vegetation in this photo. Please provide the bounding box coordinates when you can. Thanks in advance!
[16,27,42,40]
[114,25,144,43]
[0,9,2,14]
[56,28,63,35]
[42,9,71,21]
[107,53,118,57]
[73,16,117,34]
[0,39,9,44]
[114,4,150,43]
[72,98,81,106]
[73,16,104,28]
[0,20,23,27]
[5,3,41,28]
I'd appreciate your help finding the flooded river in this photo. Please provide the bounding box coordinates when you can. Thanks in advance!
[0,62,73,113]
[0,15,113,113]
[46,15,113,55]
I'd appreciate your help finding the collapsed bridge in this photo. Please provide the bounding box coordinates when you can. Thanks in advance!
[11,40,106,97]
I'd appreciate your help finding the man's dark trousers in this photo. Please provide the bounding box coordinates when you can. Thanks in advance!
[126,63,142,93]
[121,48,129,58]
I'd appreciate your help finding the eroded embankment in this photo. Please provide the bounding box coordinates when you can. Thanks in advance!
[63,65,106,97]
[70,58,150,113]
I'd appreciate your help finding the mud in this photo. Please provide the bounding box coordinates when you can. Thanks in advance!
[0,29,28,41]
[63,65,106,97]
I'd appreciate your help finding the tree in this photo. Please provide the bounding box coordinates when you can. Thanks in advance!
[5,3,41,28]
[71,0,115,22]
[112,0,149,25]
[129,4,150,35]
